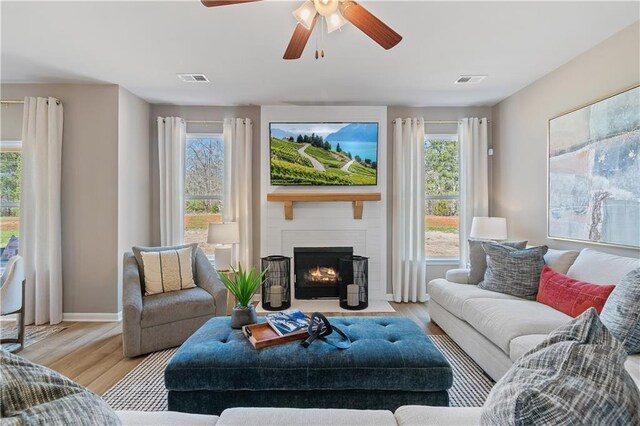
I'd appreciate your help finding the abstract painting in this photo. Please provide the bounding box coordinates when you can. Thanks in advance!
[548,85,639,248]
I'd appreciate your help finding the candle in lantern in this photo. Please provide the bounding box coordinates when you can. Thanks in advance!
[270,285,283,308]
[347,284,359,307]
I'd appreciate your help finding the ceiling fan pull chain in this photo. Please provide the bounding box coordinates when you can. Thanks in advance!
[321,16,326,58]
[315,24,319,60]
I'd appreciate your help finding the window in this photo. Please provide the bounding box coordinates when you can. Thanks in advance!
[424,134,460,260]
[184,134,224,257]
[0,141,21,249]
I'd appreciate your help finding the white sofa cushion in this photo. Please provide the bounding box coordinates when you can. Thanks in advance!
[508,334,547,362]
[462,298,572,353]
[116,411,218,425]
[566,248,639,285]
[217,407,397,426]
[428,279,520,319]
[395,406,482,426]
[544,249,580,274]
[625,355,640,390]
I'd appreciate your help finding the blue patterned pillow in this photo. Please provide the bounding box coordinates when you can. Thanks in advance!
[481,308,640,425]
[1,235,19,260]
[479,243,548,300]
[600,268,640,354]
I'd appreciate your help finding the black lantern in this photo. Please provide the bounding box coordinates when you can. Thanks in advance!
[261,255,291,311]
[339,255,369,310]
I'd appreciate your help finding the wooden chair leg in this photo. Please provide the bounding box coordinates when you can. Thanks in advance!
[19,279,25,350]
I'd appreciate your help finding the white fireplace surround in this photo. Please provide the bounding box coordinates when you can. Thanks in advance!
[260,106,389,300]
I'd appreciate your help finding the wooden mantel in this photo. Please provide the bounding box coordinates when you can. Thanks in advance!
[267,192,382,220]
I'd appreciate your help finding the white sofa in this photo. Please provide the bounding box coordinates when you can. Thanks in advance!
[115,406,485,426]
[427,247,640,387]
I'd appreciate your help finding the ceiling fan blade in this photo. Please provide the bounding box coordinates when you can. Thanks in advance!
[201,0,261,7]
[283,14,318,60]
[339,1,402,50]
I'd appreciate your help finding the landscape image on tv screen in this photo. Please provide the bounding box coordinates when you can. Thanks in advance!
[270,122,378,186]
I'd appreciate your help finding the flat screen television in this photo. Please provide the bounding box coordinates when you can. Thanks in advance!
[270,122,379,186]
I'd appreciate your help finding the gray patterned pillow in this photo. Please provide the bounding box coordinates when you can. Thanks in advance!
[0,349,121,425]
[468,240,528,284]
[478,243,548,299]
[600,267,640,354]
[481,308,640,426]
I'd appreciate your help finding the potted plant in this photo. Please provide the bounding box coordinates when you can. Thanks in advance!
[219,264,266,329]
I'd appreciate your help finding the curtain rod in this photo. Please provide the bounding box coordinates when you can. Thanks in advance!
[185,120,224,124]
[1,99,62,105]
[393,119,491,125]
[160,118,253,126]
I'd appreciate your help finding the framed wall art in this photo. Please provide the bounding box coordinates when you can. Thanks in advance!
[548,85,639,248]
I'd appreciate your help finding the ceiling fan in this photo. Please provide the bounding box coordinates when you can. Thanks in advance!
[201,0,402,60]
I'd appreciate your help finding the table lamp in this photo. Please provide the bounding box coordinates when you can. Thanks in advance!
[469,217,507,241]
[207,222,240,271]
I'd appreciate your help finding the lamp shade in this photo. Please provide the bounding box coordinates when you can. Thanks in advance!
[469,217,507,240]
[207,222,240,245]
[326,10,348,33]
[293,1,317,30]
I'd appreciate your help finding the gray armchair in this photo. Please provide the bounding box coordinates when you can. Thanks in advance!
[122,247,227,357]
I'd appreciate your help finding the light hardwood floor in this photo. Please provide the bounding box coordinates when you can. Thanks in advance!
[11,302,443,396]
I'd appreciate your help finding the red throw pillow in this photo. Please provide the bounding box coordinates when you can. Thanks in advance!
[537,265,615,317]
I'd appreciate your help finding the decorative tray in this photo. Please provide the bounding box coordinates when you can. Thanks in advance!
[242,322,307,349]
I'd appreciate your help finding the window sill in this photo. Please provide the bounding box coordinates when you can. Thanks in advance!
[426,258,460,266]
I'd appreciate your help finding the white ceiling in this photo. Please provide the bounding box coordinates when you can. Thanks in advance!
[2,1,638,106]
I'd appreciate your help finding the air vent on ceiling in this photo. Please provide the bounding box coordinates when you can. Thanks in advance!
[454,75,487,84]
[177,73,209,83]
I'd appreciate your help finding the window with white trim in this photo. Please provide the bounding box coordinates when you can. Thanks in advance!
[424,134,460,260]
[0,141,22,250]
[184,133,224,257]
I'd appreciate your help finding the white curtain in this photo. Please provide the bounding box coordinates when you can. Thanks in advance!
[223,118,253,268]
[157,117,186,246]
[459,117,489,267]
[392,118,427,303]
[20,97,63,325]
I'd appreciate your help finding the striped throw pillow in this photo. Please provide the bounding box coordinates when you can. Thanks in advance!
[141,247,196,296]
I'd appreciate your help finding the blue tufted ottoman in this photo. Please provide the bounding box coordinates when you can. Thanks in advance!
[165,316,453,415]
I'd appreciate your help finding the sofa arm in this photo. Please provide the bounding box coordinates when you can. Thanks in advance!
[122,252,143,357]
[195,249,228,317]
[445,268,471,284]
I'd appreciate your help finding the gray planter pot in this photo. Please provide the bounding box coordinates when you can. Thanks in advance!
[231,305,257,329]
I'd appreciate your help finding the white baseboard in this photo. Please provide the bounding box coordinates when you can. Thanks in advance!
[62,312,122,322]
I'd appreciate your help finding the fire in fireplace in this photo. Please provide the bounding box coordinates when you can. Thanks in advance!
[294,247,353,299]
[306,266,339,283]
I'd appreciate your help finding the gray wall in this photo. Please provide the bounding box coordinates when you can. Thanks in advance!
[117,87,152,311]
[1,83,121,314]
[491,22,640,258]
[148,105,261,266]
[386,107,494,288]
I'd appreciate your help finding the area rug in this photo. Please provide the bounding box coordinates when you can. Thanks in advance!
[429,335,495,407]
[256,299,396,314]
[103,334,494,411]
[0,323,67,352]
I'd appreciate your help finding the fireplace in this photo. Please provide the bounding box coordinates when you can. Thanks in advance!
[293,247,353,299]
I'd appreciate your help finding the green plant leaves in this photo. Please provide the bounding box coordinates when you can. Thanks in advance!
[219,263,267,307]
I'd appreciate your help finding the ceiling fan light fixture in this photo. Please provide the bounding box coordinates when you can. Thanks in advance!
[314,0,339,16]
[325,10,347,33]
[293,0,317,30]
